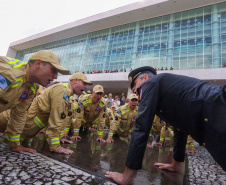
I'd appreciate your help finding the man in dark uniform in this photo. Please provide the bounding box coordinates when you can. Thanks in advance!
[105,66,226,184]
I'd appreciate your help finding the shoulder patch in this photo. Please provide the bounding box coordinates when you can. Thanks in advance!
[133,116,138,120]
[78,102,83,107]
[63,94,69,101]
[68,103,71,110]
[19,91,29,101]
[96,107,101,112]
[117,110,121,114]
[0,74,11,90]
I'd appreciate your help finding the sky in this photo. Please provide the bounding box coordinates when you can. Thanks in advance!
[0,0,140,56]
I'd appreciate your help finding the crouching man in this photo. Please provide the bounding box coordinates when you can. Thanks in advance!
[71,85,107,142]
[21,72,92,154]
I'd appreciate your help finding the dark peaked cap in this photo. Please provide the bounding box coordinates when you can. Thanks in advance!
[128,66,157,89]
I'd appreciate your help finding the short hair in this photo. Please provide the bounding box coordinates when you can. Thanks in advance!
[28,60,47,66]
[138,71,155,79]
[109,93,112,96]
[28,60,36,65]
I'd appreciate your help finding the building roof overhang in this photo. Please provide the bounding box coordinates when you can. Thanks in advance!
[9,0,225,51]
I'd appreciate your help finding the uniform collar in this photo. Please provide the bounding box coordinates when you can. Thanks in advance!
[22,64,30,83]
[67,82,74,96]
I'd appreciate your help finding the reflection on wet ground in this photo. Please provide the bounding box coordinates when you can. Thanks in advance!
[0,136,115,185]
[30,130,185,184]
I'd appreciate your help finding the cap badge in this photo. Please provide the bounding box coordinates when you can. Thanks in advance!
[129,77,132,82]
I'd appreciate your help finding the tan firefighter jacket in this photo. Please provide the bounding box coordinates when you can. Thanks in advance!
[0,56,38,147]
[108,104,138,139]
[74,94,107,138]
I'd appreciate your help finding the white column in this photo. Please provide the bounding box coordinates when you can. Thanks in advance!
[127,87,133,98]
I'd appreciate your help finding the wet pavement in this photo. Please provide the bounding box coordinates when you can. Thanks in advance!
[26,130,185,185]
[0,130,185,185]
[1,130,226,184]
[0,135,116,185]
[184,142,226,185]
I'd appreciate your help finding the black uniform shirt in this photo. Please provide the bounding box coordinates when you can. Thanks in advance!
[126,73,226,170]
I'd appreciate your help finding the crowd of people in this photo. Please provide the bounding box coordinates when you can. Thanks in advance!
[72,66,174,75]
[86,68,127,74]
[155,66,174,71]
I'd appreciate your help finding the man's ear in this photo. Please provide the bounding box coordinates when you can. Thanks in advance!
[73,78,78,84]
[34,59,42,69]
[144,75,149,80]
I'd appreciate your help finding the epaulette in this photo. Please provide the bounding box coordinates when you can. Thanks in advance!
[53,81,61,85]
[101,97,106,102]
[81,94,91,101]
[100,98,107,106]
[98,99,106,108]
[134,107,138,114]
[120,104,128,110]
[135,106,138,111]
[51,82,63,88]
[73,103,78,110]
[78,94,92,104]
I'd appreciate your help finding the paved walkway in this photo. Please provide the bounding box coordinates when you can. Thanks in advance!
[185,142,226,185]
[0,136,116,185]
[1,134,226,185]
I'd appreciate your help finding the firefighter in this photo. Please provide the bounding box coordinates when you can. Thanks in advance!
[186,135,195,154]
[106,94,138,143]
[71,85,107,143]
[0,50,69,153]
[20,72,92,154]
[151,115,165,146]
[105,107,115,130]
[159,123,174,146]
[63,96,77,137]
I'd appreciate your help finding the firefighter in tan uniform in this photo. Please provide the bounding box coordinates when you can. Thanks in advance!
[92,106,115,130]
[37,85,45,96]
[71,85,107,142]
[0,50,69,153]
[0,109,11,133]
[37,85,47,134]
[111,105,117,116]
[105,108,115,129]
[20,73,92,154]
[79,91,87,99]
[159,123,174,146]
[151,115,165,146]
[106,94,139,143]
[63,96,77,137]
[0,86,46,134]
[186,135,195,154]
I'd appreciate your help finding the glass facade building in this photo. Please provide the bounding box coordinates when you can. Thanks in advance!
[16,2,226,73]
